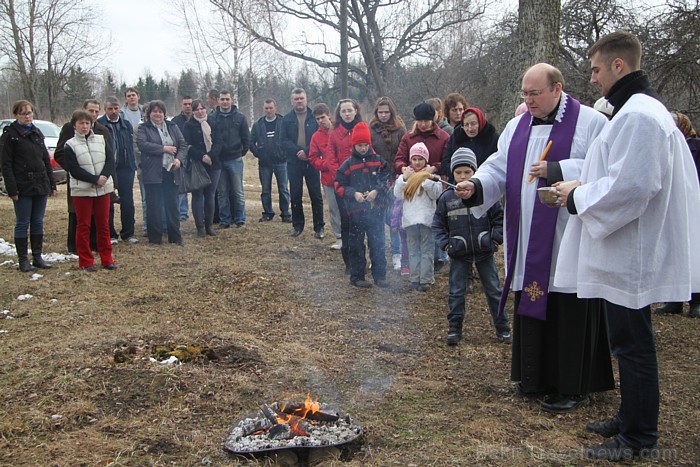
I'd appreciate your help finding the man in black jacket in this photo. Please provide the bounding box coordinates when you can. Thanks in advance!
[280,88,324,237]
[97,96,138,244]
[208,91,249,228]
[250,99,291,222]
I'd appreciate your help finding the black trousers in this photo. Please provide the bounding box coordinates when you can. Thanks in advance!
[287,160,324,232]
[144,171,181,244]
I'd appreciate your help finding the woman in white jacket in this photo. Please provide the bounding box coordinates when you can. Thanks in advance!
[64,109,116,271]
[394,142,442,291]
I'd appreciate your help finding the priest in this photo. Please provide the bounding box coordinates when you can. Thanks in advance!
[554,31,700,461]
[454,63,614,413]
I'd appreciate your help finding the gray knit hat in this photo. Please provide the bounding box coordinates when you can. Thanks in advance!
[450,147,478,173]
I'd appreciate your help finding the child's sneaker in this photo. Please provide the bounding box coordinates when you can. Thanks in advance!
[400,265,410,276]
[497,330,513,343]
[392,254,401,270]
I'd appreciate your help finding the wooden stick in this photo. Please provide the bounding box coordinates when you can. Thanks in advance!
[528,140,553,183]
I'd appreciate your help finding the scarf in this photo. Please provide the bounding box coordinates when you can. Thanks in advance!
[500,93,580,321]
[194,114,213,152]
[155,122,175,170]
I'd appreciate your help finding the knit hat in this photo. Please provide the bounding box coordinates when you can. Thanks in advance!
[409,142,430,162]
[462,107,486,132]
[351,121,371,146]
[450,148,477,173]
[413,102,436,121]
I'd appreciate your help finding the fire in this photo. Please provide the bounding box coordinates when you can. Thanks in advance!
[274,393,321,436]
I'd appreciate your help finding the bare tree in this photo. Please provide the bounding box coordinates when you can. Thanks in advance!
[209,0,486,99]
[0,0,108,120]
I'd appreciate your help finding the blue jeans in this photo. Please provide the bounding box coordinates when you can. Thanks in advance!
[178,193,189,219]
[217,158,246,226]
[13,194,48,238]
[605,302,659,449]
[448,254,509,332]
[116,167,136,239]
[348,209,386,283]
[405,224,434,285]
[192,169,221,226]
[288,160,324,232]
[259,162,290,219]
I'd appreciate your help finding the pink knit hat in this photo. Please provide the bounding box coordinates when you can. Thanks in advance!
[409,142,430,162]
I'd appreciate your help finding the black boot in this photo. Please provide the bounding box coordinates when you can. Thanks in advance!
[446,319,463,346]
[31,234,53,269]
[654,302,683,315]
[204,220,216,236]
[689,301,700,319]
[15,237,36,273]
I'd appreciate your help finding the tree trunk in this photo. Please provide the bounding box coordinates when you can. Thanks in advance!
[499,0,561,127]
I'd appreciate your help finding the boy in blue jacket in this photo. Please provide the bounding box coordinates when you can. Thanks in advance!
[335,122,390,288]
[432,148,511,345]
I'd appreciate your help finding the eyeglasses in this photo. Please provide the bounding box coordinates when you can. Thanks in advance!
[19,111,34,116]
[519,85,554,99]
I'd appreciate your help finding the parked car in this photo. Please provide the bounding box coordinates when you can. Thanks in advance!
[0,118,65,196]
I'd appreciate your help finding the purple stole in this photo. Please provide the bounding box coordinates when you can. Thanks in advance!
[499,95,581,320]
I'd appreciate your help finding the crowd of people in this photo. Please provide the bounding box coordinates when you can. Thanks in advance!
[2,30,699,462]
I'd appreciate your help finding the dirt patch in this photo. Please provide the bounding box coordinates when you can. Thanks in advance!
[0,154,698,465]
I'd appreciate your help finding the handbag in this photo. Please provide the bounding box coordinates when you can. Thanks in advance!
[179,158,211,193]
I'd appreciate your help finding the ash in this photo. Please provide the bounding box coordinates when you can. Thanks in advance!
[224,407,362,453]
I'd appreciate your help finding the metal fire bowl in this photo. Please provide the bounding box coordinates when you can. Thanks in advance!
[223,414,363,455]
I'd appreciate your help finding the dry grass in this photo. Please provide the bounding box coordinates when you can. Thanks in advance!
[1,153,698,465]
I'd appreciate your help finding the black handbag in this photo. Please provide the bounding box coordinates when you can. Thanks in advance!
[179,158,211,193]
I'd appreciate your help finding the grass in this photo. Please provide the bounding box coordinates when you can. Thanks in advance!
[0,154,698,465]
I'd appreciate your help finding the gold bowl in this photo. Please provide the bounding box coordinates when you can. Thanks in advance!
[537,187,559,207]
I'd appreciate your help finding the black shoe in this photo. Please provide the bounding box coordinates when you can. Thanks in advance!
[259,216,273,222]
[281,216,292,223]
[103,263,118,270]
[375,279,389,288]
[32,255,53,269]
[410,283,428,292]
[289,229,303,237]
[235,223,246,228]
[586,416,621,438]
[219,224,230,229]
[351,279,372,288]
[314,230,325,239]
[541,394,589,413]
[689,302,700,318]
[584,436,658,461]
[496,330,512,343]
[446,319,463,346]
[654,302,683,314]
[81,266,97,272]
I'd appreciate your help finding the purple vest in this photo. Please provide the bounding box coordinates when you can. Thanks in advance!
[499,95,581,320]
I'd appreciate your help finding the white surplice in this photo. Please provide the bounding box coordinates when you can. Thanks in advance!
[554,94,700,308]
[472,94,607,292]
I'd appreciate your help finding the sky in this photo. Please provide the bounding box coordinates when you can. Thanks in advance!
[101,1,186,84]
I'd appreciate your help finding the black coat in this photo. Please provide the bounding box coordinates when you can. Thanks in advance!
[136,120,188,185]
[280,107,318,164]
[207,106,249,161]
[443,122,499,179]
[432,188,503,263]
[0,121,56,197]
[182,118,220,171]
[250,114,286,165]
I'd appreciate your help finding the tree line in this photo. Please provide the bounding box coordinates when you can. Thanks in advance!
[0,0,697,128]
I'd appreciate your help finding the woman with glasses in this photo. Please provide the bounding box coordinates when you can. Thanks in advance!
[0,100,57,272]
[183,99,220,237]
[325,98,364,271]
[443,107,499,182]
[137,100,188,245]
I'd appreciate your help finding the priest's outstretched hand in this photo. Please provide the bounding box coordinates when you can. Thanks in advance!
[455,181,474,199]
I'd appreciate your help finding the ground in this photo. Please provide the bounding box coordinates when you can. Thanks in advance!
[0,154,698,466]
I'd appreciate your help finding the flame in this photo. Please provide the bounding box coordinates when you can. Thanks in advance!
[272,393,321,437]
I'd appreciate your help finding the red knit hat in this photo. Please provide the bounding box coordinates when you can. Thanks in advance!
[463,107,486,132]
[351,121,371,146]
